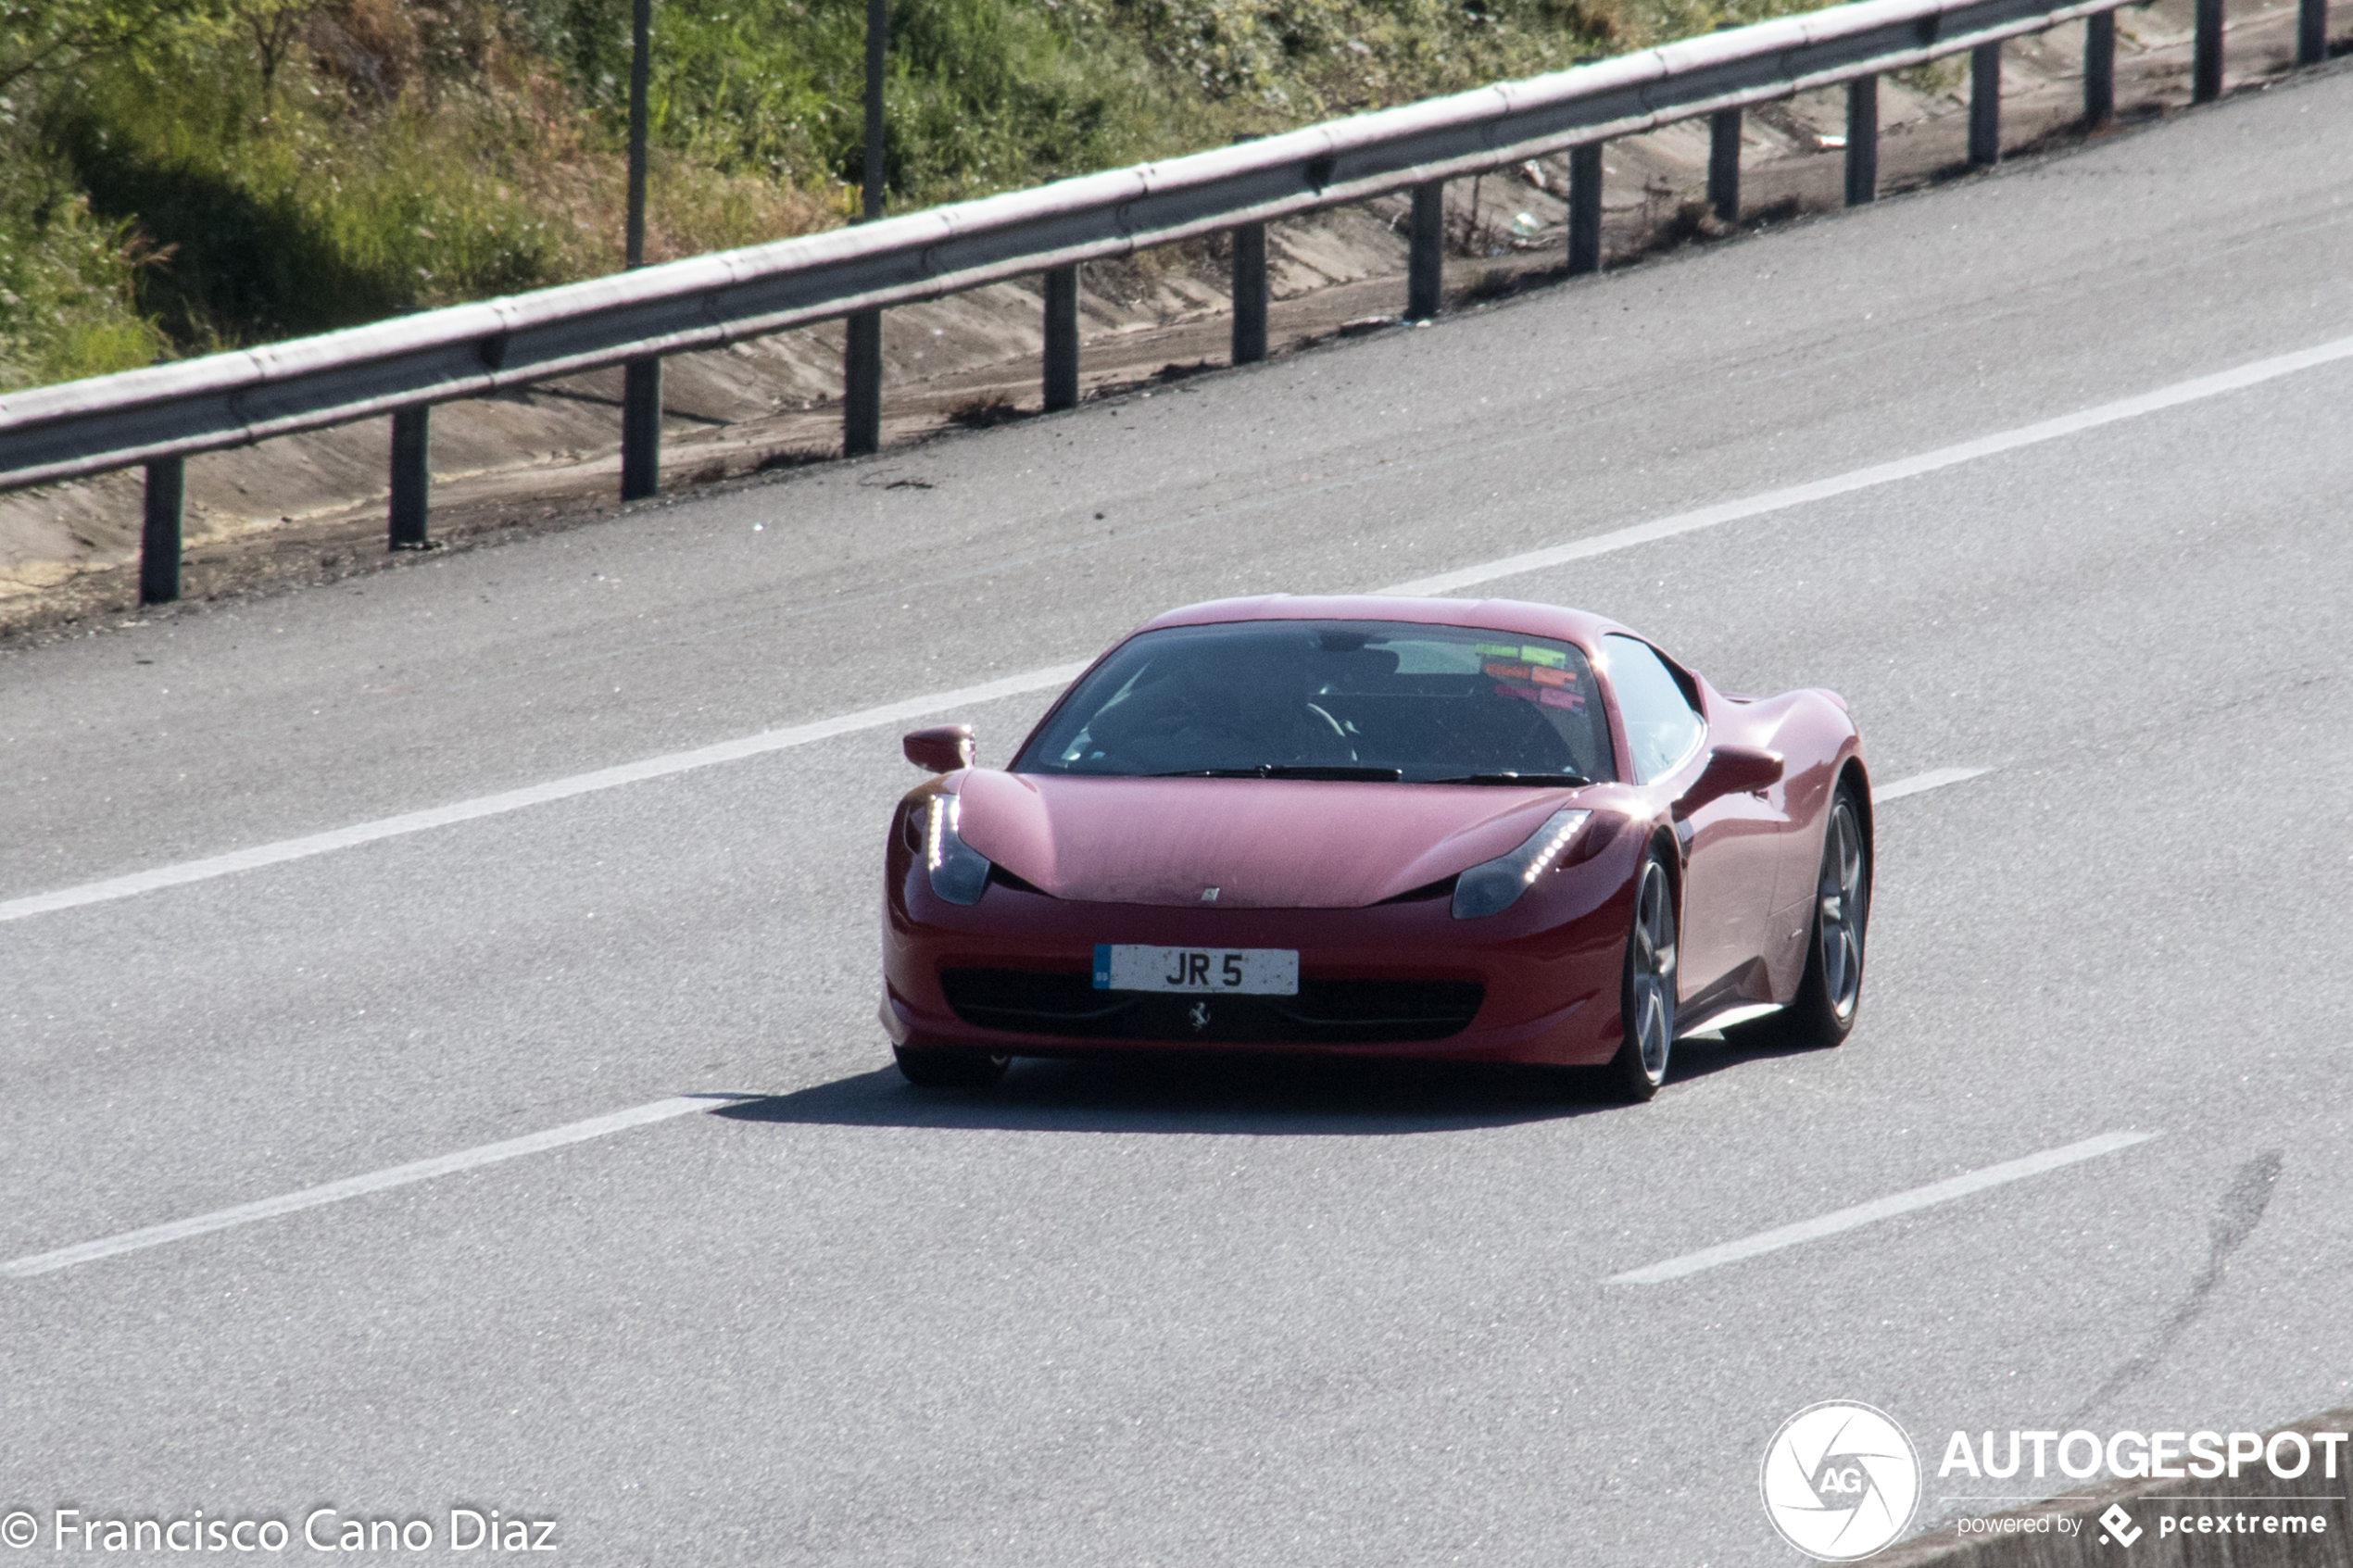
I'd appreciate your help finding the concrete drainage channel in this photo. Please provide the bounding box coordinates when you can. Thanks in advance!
[1881,1407,2352,1565]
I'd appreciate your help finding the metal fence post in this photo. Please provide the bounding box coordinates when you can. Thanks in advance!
[2300,0,2326,63]
[1227,132,1269,362]
[2195,0,2224,100]
[1844,76,1879,206]
[619,0,661,504]
[390,407,430,549]
[140,458,183,606]
[1568,143,1604,275]
[2085,9,2116,125]
[1043,263,1080,411]
[845,0,888,459]
[1707,21,1743,223]
[1969,43,2002,165]
[1708,109,1742,222]
[1231,223,1268,362]
[620,358,661,500]
[1407,182,1444,320]
[844,312,883,457]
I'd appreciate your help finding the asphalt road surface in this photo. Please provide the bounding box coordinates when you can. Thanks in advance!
[6,60,2353,1567]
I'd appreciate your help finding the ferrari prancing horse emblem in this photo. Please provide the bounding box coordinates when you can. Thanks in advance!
[1187,1001,1212,1032]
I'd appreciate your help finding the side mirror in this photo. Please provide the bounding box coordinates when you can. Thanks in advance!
[1676,746,1782,816]
[903,724,975,773]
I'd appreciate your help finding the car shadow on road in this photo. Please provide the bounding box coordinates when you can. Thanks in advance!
[711,1039,1800,1137]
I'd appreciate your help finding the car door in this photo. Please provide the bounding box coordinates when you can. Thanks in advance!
[1599,635,1778,1006]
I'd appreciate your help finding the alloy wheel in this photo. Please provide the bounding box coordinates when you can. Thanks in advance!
[1817,800,1866,1022]
[1629,858,1677,1082]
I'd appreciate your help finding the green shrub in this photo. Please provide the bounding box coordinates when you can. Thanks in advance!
[513,0,1162,202]
[0,148,169,387]
[57,44,572,342]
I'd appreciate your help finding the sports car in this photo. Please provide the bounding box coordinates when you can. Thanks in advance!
[879,595,1869,1100]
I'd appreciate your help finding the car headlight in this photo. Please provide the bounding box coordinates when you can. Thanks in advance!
[924,794,993,906]
[1451,809,1592,920]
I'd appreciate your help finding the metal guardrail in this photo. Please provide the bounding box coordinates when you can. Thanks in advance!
[0,0,2314,601]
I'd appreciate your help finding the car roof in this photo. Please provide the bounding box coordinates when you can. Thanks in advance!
[1133,595,1630,651]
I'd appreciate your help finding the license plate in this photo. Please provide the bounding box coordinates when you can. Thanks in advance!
[1093,945,1299,995]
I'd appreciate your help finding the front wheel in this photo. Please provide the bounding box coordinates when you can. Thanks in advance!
[893,1045,1011,1087]
[1604,849,1678,1102]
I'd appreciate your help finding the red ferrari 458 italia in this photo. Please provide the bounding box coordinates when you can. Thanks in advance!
[880,595,1869,1100]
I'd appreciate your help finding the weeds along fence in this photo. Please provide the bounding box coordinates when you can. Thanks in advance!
[0,0,2315,604]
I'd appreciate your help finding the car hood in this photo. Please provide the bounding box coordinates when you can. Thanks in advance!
[953,770,1586,909]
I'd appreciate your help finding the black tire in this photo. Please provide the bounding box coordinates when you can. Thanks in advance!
[893,1045,1011,1087]
[1604,847,1678,1103]
[1732,784,1869,1051]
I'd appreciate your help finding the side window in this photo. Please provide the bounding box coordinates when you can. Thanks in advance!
[1602,634,1705,784]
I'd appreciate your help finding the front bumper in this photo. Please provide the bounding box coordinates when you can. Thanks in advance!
[882,863,1636,1068]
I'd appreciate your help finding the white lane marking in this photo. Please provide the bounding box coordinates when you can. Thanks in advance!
[1606,1131,2158,1286]
[0,1095,746,1278]
[1380,331,2353,597]
[1870,766,1993,804]
[12,330,2353,926]
[0,663,1088,924]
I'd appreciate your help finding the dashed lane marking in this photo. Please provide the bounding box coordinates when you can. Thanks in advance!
[0,1095,749,1279]
[1606,1131,2159,1286]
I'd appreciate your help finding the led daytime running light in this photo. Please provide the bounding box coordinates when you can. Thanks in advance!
[924,793,993,905]
[1451,808,1592,919]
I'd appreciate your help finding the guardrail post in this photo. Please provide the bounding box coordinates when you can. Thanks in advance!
[1707,22,1742,222]
[1843,77,1879,206]
[621,358,661,500]
[140,458,183,606]
[1568,144,1604,275]
[2195,0,2224,100]
[1231,223,1268,362]
[2085,10,2116,125]
[1708,109,1741,222]
[1043,263,1080,411]
[1406,182,1443,320]
[1969,43,2002,165]
[844,310,882,457]
[2300,0,2325,63]
[389,407,430,549]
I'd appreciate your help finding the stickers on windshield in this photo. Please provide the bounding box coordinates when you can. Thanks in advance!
[1521,646,1567,669]
[1529,665,1568,688]
[1494,682,1541,704]
[1483,660,1532,681]
[1540,688,1585,711]
[1474,643,1520,659]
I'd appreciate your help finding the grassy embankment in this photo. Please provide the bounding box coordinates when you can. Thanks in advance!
[1,0,1772,392]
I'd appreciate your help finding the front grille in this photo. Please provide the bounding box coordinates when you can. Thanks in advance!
[939,968,1483,1045]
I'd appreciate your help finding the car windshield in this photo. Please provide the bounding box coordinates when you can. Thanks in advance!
[1014,620,1617,784]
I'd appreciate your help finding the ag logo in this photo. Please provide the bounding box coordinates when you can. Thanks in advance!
[1760,1401,1921,1562]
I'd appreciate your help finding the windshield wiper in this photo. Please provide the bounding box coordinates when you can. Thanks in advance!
[1428,771,1592,786]
[1148,765,1405,781]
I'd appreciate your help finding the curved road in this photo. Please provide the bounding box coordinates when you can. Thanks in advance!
[6,61,2353,1565]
